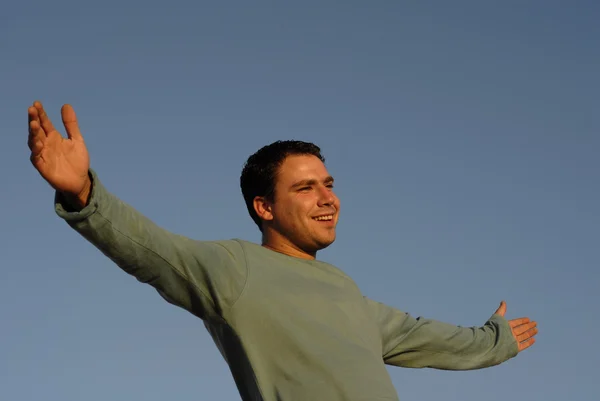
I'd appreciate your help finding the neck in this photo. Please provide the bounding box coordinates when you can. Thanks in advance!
[261,229,316,260]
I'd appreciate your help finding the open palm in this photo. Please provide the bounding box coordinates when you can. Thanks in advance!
[28,101,90,197]
[493,301,538,352]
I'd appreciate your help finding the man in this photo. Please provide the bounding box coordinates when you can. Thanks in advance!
[27,101,537,401]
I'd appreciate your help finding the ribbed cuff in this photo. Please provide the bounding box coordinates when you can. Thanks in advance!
[489,313,519,358]
[54,169,103,223]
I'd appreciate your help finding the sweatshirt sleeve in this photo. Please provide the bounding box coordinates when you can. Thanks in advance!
[54,169,248,323]
[364,297,519,370]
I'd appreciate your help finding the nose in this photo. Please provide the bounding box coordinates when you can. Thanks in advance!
[317,185,335,207]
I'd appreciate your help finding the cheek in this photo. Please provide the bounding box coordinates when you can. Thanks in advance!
[275,202,303,229]
[330,194,341,213]
[274,196,315,229]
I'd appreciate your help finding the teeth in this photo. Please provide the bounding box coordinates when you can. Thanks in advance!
[314,215,333,221]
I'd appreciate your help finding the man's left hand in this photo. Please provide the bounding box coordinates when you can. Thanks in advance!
[494,301,538,352]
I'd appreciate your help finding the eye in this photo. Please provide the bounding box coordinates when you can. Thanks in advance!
[298,186,311,192]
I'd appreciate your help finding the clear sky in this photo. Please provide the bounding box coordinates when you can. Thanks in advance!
[2,1,598,400]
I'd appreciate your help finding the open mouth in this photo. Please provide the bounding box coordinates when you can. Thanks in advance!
[312,215,334,221]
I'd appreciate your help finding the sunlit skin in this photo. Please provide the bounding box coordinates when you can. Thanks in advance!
[26,100,538,353]
[253,154,340,260]
[27,101,91,208]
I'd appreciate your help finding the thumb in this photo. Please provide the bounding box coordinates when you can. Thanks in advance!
[61,104,83,141]
[494,301,507,317]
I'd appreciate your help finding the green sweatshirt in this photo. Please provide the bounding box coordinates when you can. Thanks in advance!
[55,170,518,401]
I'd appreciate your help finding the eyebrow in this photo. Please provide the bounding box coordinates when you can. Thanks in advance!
[290,176,335,189]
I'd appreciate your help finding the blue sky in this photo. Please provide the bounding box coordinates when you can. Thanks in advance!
[2,1,598,400]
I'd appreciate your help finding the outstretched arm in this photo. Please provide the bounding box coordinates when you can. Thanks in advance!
[365,298,537,370]
[28,101,247,322]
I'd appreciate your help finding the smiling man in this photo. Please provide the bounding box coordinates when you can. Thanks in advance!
[27,101,537,401]
[244,147,340,259]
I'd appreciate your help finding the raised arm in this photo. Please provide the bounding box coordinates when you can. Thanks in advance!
[27,101,247,322]
[365,298,537,370]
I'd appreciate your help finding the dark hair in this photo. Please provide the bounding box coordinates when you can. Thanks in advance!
[240,140,325,231]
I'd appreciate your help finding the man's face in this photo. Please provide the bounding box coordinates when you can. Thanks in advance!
[267,154,340,255]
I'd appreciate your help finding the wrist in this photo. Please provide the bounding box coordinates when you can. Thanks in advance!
[62,173,92,211]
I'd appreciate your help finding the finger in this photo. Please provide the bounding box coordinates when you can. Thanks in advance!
[509,317,531,328]
[30,137,44,156]
[30,143,45,169]
[517,326,538,343]
[493,301,506,317]
[518,336,536,352]
[512,321,537,336]
[28,119,47,151]
[30,153,45,170]
[61,104,83,141]
[34,101,57,134]
[28,105,45,136]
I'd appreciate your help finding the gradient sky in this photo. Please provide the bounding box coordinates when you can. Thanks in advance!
[2,2,598,400]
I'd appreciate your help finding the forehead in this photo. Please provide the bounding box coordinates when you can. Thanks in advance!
[276,154,330,186]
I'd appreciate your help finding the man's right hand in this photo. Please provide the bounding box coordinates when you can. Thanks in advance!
[28,101,91,208]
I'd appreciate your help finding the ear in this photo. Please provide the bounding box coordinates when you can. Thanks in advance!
[253,196,274,223]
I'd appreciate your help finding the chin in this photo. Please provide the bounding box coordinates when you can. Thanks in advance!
[315,236,336,250]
